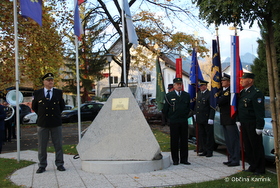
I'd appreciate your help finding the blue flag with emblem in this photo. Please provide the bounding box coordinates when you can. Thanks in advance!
[188,48,204,110]
[210,39,222,109]
[20,0,42,26]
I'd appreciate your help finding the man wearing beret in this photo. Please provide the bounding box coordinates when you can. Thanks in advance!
[194,79,215,157]
[32,73,66,173]
[217,73,240,166]
[237,73,265,175]
[162,78,191,165]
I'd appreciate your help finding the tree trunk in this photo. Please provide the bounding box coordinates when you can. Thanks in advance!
[265,19,280,187]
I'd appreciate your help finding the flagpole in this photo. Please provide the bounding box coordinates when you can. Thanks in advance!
[75,36,82,142]
[13,0,21,162]
[122,0,127,87]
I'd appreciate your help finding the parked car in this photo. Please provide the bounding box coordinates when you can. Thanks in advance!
[213,97,275,161]
[61,102,104,123]
[22,105,74,124]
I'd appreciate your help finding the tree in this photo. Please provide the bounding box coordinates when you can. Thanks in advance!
[79,0,209,85]
[192,0,280,185]
[0,1,67,92]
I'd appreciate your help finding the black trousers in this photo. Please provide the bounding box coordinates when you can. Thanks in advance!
[198,123,214,155]
[170,122,189,163]
[241,122,265,173]
[223,125,240,164]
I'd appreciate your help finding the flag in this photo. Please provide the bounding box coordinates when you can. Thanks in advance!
[78,0,85,5]
[230,35,243,117]
[74,0,83,40]
[156,57,166,111]
[210,39,222,109]
[188,48,204,110]
[123,0,138,47]
[176,58,184,91]
[20,0,42,26]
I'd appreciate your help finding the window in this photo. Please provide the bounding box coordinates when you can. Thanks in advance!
[110,76,118,84]
[141,74,151,82]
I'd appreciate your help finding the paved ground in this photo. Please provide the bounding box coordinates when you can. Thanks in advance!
[1,150,242,188]
[0,122,274,187]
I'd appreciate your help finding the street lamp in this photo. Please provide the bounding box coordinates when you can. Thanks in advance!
[105,53,114,95]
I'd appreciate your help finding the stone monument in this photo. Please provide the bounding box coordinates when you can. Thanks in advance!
[76,87,171,174]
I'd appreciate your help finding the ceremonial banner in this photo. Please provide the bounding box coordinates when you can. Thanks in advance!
[20,0,42,26]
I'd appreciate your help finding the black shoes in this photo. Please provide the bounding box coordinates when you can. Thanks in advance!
[36,166,65,173]
[206,154,213,157]
[173,162,179,165]
[223,161,231,165]
[227,163,240,167]
[180,161,191,165]
[57,165,66,171]
[199,153,207,156]
[36,167,46,174]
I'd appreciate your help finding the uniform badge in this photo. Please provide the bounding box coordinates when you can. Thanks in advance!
[171,98,176,101]
[257,98,262,103]
[224,91,229,96]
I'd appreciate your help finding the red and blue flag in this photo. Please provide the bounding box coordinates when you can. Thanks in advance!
[230,35,243,117]
[74,0,83,40]
[20,0,42,26]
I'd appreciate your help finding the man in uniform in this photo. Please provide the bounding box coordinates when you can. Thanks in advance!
[162,78,191,165]
[217,73,240,166]
[237,73,265,175]
[32,73,66,173]
[194,80,215,157]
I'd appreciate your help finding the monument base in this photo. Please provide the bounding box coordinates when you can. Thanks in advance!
[80,152,171,174]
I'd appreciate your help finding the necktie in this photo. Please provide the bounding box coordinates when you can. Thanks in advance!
[46,90,51,100]
[178,91,181,96]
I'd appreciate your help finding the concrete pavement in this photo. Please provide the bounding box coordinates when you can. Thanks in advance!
[0,150,242,188]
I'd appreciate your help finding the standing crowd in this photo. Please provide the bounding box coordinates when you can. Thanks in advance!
[162,72,266,175]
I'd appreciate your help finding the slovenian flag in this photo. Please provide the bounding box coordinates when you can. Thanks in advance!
[20,0,42,26]
[74,0,83,40]
[188,48,204,110]
[230,35,243,117]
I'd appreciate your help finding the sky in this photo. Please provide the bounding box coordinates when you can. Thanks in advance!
[71,0,262,61]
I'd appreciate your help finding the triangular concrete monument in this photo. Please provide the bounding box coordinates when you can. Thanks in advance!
[77,87,162,161]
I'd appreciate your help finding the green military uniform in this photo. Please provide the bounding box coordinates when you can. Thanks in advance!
[237,73,265,174]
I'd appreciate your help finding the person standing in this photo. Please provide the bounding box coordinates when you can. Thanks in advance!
[3,101,12,142]
[237,73,265,175]
[0,103,6,154]
[162,78,191,165]
[32,73,66,173]
[194,80,215,157]
[217,74,240,166]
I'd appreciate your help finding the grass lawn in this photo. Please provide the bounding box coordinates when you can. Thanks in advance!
[0,126,277,188]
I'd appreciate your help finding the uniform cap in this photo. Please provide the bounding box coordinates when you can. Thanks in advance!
[221,73,230,81]
[198,79,208,85]
[241,73,255,79]
[42,73,54,81]
[173,78,182,83]
[167,84,173,89]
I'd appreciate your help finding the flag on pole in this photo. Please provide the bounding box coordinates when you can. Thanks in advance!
[175,57,184,91]
[188,48,204,110]
[210,39,222,109]
[20,0,42,26]
[156,57,166,111]
[230,35,243,117]
[74,0,83,40]
[123,0,138,47]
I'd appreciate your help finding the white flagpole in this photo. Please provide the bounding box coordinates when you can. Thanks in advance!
[75,36,82,142]
[13,0,21,162]
[122,0,127,86]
